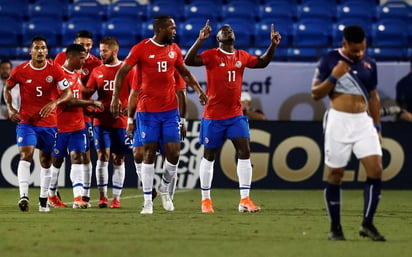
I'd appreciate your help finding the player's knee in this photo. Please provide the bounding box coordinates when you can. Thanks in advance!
[327,168,345,184]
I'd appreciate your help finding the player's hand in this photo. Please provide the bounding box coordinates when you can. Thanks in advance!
[331,60,351,79]
[126,123,135,139]
[8,108,21,123]
[199,92,208,105]
[270,24,281,46]
[199,19,212,40]
[39,101,57,118]
[180,120,187,141]
[110,96,121,119]
[93,100,104,112]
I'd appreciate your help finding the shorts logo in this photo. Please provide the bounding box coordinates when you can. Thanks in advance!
[46,76,53,83]
[205,137,209,144]
[141,132,146,139]
[18,137,23,143]
[235,61,242,68]
[168,51,176,59]
[94,139,99,146]
[54,149,60,155]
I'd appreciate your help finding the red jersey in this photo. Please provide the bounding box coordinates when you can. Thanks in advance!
[86,62,133,128]
[56,67,85,133]
[7,60,70,127]
[55,52,101,123]
[125,38,184,113]
[132,72,186,91]
[200,48,258,120]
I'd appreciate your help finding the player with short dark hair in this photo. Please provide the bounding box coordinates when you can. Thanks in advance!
[184,20,281,213]
[110,14,207,214]
[4,36,73,212]
[311,25,386,241]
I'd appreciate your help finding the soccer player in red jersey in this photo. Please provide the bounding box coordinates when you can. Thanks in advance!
[185,20,281,213]
[111,15,207,214]
[85,37,134,209]
[48,44,103,209]
[3,36,73,212]
[54,30,102,205]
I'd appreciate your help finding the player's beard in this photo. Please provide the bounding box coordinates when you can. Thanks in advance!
[162,37,174,45]
[103,54,114,64]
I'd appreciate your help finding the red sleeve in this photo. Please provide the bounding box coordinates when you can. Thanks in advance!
[7,66,20,88]
[199,49,213,65]
[124,43,141,67]
[173,44,184,67]
[243,50,259,68]
[54,52,66,66]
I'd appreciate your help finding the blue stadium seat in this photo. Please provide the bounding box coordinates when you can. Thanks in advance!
[372,19,409,46]
[67,1,107,21]
[62,17,101,45]
[15,47,30,59]
[48,46,66,59]
[147,2,184,21]
[292,18,332,47]
[22,18,62,46]
[179,18,215,48]
[118,47,132,60]
[27,1,66,20]
[376,1,411,21]
[184,2,221,24]
[218,18,254,47]
[332,18,372,46]
[222,1,258,20]
[296,1,336,21]
[0,47,16,59]
[287,47,321,61]
[259,1,297,20]
[0,1,27,22]
[101,18,140,48]
[0,17,22,46]
[140,21,154,40]
[190,0,224,4]
[107,1,147,22]
[336,1,377,21]
[340,0,378,5]
[367,47,407,61]
[254,18,293,47]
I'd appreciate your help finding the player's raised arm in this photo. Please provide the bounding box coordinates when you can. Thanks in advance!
[111,62,133,118]
[184,20,211,66]
[255,24,281,68]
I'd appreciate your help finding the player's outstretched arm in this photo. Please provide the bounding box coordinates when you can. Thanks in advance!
[185,20,211,66]
[39,87,73,118]
[111,62,133,118]
[255,24,281,68]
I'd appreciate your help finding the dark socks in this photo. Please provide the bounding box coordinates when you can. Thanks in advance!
[324,183,341,229]
[363,177,382,225]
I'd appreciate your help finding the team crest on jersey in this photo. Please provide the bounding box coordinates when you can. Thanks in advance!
[82,68,89,76]
[168,51,176,59]
[141,131,146,139]
[45,76,53,83]
[364,61,372,70]
[235,61,242,68]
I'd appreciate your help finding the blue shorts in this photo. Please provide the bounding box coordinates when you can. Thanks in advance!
[132,119,143,147]
[137,109,180,145]
[200,115,250,149]
[93,126,130,154]
[53,129,88,158]
[16,123,57,153]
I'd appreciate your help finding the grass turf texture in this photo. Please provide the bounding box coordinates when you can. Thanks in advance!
[0,188,411,257]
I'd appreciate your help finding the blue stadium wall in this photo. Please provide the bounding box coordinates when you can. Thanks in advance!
[1,120,412,189]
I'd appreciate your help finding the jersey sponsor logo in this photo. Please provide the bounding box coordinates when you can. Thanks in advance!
[235,61,242,68]
[46,76,53,83]
[168,51,176,59]
[364,61,371,70]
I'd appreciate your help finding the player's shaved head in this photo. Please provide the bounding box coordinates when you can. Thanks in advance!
[343,25,365,44]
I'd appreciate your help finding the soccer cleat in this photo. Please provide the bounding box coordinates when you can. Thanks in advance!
[38,197,50,212]
[140,201,153,214]
[18,197,29,212]
[159,185,174,211]
[110,198,121,208]
[98,196,108,208]
[328,225,346,241]
[201,198,214,213]
[48,195,68,208]
[359,223,386,241]
[238,197,261,213]
[73,196,89,209]
[82,196,92,208]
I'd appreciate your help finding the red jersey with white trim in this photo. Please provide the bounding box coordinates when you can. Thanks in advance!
[7,60,69,127]
[200,48,258,120]
[55,52,102,123]
[125,38,184,112]
[86,62,133,128]
[56,67,85,133]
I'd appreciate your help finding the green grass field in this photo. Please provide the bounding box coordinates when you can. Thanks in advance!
[0,188,411,257]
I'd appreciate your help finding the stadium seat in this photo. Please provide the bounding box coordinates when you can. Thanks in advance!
[336,1,377,21]
[287,47,321,61]
[22,18,62,46]
[118,47,132,60]
[0,47,16,59]
[67,1,107,21]
[62,17,101,45]
[0,1,27,22]
[222,1,258,20]
[147,2,184,21]
[15,46,31,59]
[376,1,411,21]
[296,0,336,21]
[292,18,332,47]
[179,18,215,48]
[27,1,66,20]
[140,21,154,40]
[218,18,254,47]
[254,18,293,47]
[190,0,224,4]
[0,17,22,46]
[107,1,147,22]
[48,46,66,59]
[101,18,140,48]
[372,19,409,46]
[367,47,407,61]
[184,2,221,24]
[332,18,372,47]
[259,1,297,20]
